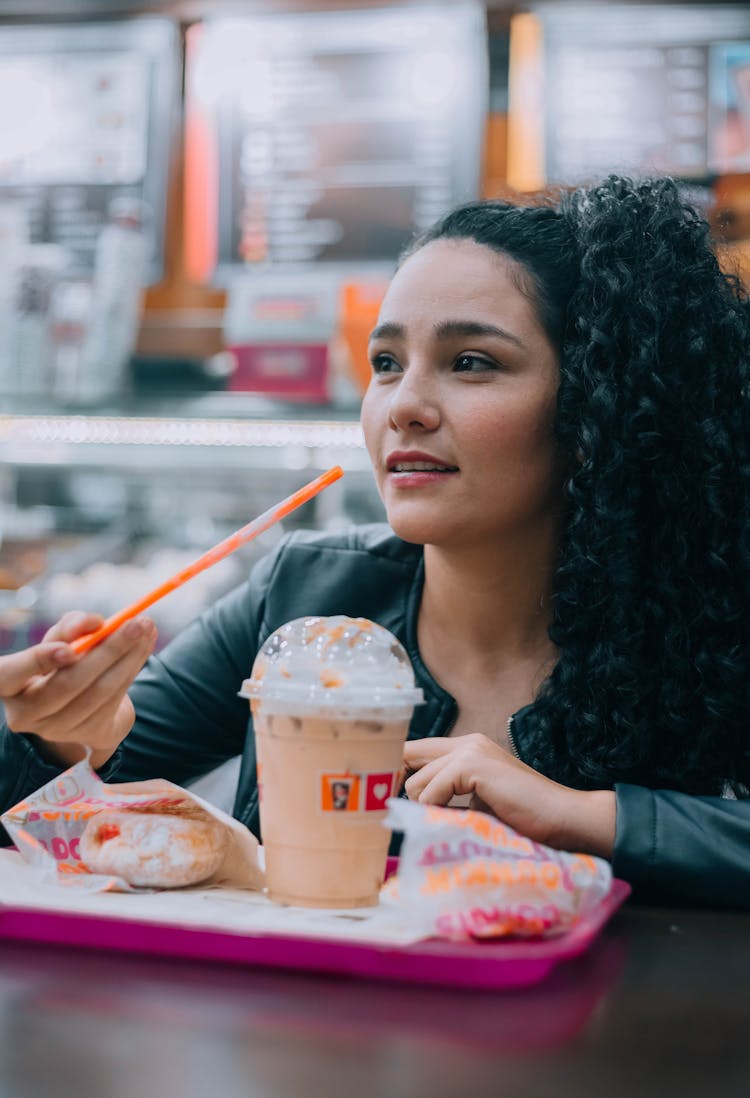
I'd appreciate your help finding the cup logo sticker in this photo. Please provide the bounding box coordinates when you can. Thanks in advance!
[365,772,397,812]
[321,774,361,812]
[320,771,400,813]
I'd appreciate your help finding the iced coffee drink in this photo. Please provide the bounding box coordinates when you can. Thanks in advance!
[239,616,423,908]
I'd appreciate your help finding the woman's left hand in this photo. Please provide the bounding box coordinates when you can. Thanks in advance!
[403,733,616,859]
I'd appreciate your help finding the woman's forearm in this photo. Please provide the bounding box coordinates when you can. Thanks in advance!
[553,788,617,859]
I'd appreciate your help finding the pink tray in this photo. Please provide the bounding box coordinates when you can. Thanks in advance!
[0,874,631,991]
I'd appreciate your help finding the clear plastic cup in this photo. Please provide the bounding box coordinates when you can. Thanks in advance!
[239,616,423,908]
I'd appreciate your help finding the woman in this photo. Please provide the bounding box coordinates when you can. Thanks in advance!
[2,176,749,906]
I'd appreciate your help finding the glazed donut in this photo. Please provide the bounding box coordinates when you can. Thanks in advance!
[80,810,228,888]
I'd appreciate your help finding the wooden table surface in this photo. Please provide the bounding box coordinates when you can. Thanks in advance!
[0,903,747,1098]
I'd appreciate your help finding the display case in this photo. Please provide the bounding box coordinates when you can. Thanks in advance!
[0,395,382,654]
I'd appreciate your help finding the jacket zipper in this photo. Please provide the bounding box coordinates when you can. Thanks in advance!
[507,714,520,759]
[441,709,520,757]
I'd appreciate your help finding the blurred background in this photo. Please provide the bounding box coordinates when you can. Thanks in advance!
[1,0,749,656]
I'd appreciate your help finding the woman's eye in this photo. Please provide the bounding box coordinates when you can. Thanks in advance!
[370,353,401,375]
[454,354,498,373]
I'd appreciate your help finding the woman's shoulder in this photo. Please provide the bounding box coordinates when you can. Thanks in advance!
[256,523,423,625]
[279,523,421,565]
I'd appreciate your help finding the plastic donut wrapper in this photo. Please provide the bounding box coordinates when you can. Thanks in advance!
[382,799,613,940]
[1,755,265,894]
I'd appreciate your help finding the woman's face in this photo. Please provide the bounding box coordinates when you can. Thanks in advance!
[360,238,566,548]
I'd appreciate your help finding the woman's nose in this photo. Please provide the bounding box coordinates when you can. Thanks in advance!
[387,365,441,432]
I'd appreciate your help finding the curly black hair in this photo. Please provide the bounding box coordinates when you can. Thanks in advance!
[406,176,750,796]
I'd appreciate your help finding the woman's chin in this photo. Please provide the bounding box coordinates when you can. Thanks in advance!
[385,510,452,546]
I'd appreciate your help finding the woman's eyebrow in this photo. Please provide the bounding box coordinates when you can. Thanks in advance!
[433,320,525,347]
[368,320,525,347]
[369,322,404,342]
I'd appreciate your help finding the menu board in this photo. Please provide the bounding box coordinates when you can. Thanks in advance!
[548,42,710,180]
[184,5,487,280]
[0,19,179,282]
[709,41,750,173]
[534,3,750,184]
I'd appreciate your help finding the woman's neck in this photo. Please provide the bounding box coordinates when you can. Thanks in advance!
[419,528,560,670]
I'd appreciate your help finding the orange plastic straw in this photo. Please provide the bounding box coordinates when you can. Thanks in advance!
[70,465,344,656]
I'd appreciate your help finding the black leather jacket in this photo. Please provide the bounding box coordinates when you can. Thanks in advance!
[3,524,749,906]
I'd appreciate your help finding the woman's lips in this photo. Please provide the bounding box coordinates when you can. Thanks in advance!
[386,461,456,487]
[385,452,459,488]
[387,466,459,488]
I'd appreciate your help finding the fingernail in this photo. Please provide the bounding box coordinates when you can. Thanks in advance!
[51,645,75,666]
[123,620,145,641]
[69,611,93,630]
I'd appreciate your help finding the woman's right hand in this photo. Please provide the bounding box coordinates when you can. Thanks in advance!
[2,610,157,771]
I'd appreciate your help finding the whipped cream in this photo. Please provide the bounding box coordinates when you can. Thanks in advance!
[239,615,424,716]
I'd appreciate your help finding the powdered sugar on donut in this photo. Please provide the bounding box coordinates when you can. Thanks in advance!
[80,810,228,888]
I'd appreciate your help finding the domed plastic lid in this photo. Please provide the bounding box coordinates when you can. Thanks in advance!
[239,615,424,714]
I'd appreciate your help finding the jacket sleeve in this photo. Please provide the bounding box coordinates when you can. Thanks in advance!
[95,543,281,787]
[613,783,750,907]
[0,727,85,821]
[0,541,281,825]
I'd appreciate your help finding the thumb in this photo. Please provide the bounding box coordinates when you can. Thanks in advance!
[0,642,75,697]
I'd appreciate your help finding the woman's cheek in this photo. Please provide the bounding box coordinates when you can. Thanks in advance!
[359,389,377,455]
[359,390,386,490]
